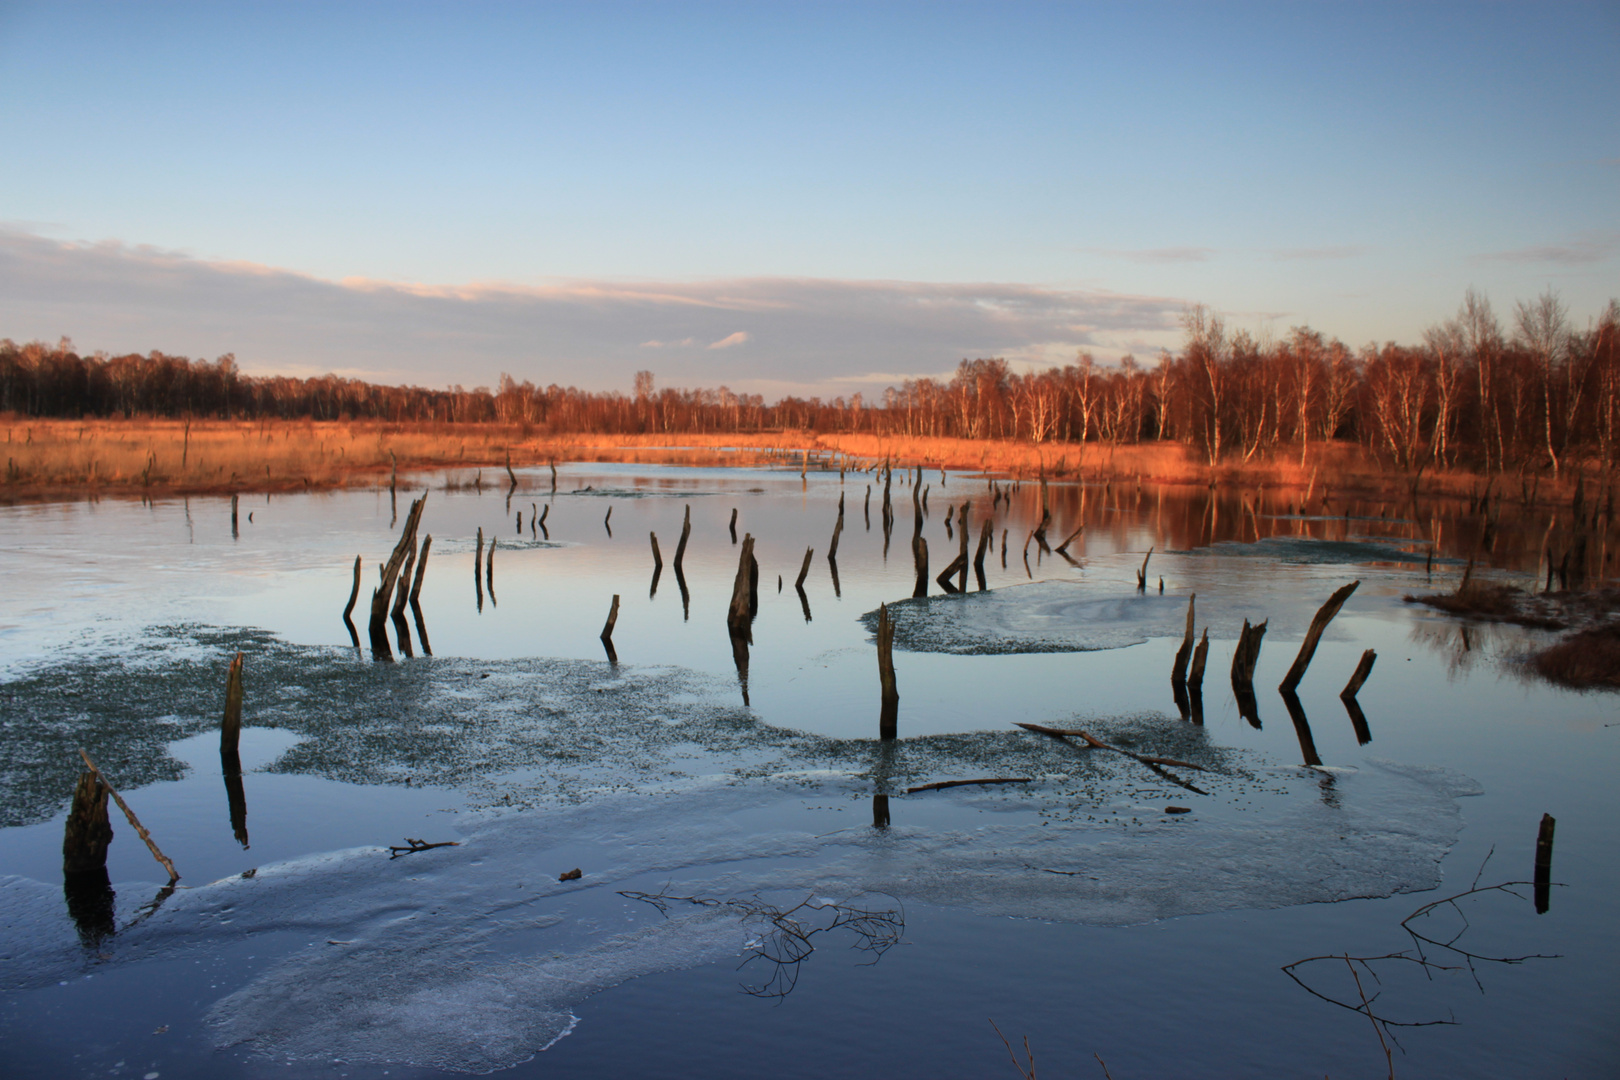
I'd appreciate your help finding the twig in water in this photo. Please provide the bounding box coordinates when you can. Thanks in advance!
[989,1020,1036,1080]
[388,837,460,859]
[906,777,1033,794]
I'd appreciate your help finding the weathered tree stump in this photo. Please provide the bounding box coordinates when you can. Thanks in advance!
[1279,581,1359,692]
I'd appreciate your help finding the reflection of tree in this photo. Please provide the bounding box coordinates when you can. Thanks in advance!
[620,888,904,999]
[1284,853,1561,1074]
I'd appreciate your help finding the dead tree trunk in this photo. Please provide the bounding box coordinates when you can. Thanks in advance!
[1279,581,1360,692]
[912,535,929,598]
[1171,595,1197,683]
[877,602,899,739]
[370,494,427,658]
[62,770,113,876]
[673,505,692,571]
[728,534,757,634]
[1340,649,1377,700]
[973,519,992,590]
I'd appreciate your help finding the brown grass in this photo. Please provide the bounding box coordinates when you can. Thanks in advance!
[0,415,1552,502]
[1530,626,1620,690]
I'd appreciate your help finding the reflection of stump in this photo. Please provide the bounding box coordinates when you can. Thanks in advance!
[63,867,116,948]
[222,748,249,849]
[872,794,890,829]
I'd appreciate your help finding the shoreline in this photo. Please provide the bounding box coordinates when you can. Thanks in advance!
[1,416,1607,506]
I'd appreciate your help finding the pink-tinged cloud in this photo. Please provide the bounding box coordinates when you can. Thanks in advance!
[1473,232,1620,266]
[1270,246,1366,261]
[1082,246,1215,264]
[0,228,1188,397]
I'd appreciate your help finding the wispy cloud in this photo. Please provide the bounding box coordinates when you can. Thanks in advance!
[0,228,1189,397]
[1270,246,1366,261]
[1473,232,1620,266]
[1081,246,1215,264]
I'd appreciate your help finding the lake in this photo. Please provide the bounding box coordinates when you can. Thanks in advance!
[1,461,1616,1078]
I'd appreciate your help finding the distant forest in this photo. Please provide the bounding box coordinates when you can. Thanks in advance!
[5,290,1617,477]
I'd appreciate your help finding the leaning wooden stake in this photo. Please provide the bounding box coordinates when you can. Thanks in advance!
[601,594,620,641]
[1279,581,1360,692]
[342,554,362,622]
[78,749,179,884]
[673,504,692,570]
[877,602,899,739]
[828,493,845,561]
[1055,523,1084,554]
[1171,594,1197,683]
[1188,629,1210,689]
[973,518,992,590]
[370,494,427,650]
[729,507,739,544]
[1136,547,1153,590]
[409,535,432,604]
[1340,649,1377,700]
[221,652,244,756]
[795,545,814,590]
[650,531,664,569]
[1232,618,1268,683]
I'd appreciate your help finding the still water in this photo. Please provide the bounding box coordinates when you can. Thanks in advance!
[1,462,1616,1078]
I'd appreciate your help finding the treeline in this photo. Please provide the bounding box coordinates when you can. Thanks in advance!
[4,289,1617,476]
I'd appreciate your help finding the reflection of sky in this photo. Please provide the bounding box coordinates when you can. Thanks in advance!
[1,3,1616,388]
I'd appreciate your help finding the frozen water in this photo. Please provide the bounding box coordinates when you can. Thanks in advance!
[0,627,1481,1072]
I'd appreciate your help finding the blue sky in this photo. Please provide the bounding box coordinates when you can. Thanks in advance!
[2,1,1616,395]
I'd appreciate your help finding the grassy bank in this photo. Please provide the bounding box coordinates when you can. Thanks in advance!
[0,416,1586,504]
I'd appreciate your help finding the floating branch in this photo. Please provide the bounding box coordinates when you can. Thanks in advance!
[905,777,1032,794]
[877,602,899,739]
[1341,648,1377,700]
[1279,581,1360,692]
[1015,722,1207,793]
[388,838,459,859]
[78,749,179,884]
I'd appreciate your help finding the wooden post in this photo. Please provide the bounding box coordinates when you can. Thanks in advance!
[1232,618,1268,683]
[1340,649,1377,700]
[1055,524,1084,554]
[1136,547,1153,591]
[62,770,113,875]
[973,519,992,590]
[828,493,844,560]
[1171,595,1197,683]
[650,531,664,569]
[391,539,416,620]
[1188,629,1209,689]
[1279,581,1360,692]
[342,554,362,623]
[601,594,620,641]
[795,546,814,590]
[877,603,899,739]
[550,460,557,492]
[728,535,757,633]
[221,652,244,757]
[674,505,691,570]
[474,526,485,610]
[604,505,612,534]
[409,535,432,604]
[912,535,929,598]
[956,501,970,591]
[486,535,497,600]
[230,492,239,536]
[729,507,739,544]
[369,495,427,656]
[1534,812,1556,914]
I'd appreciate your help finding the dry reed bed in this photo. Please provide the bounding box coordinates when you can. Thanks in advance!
[0,416,1595,504]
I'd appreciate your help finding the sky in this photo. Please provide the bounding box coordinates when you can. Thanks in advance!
[1,1,1616,397]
